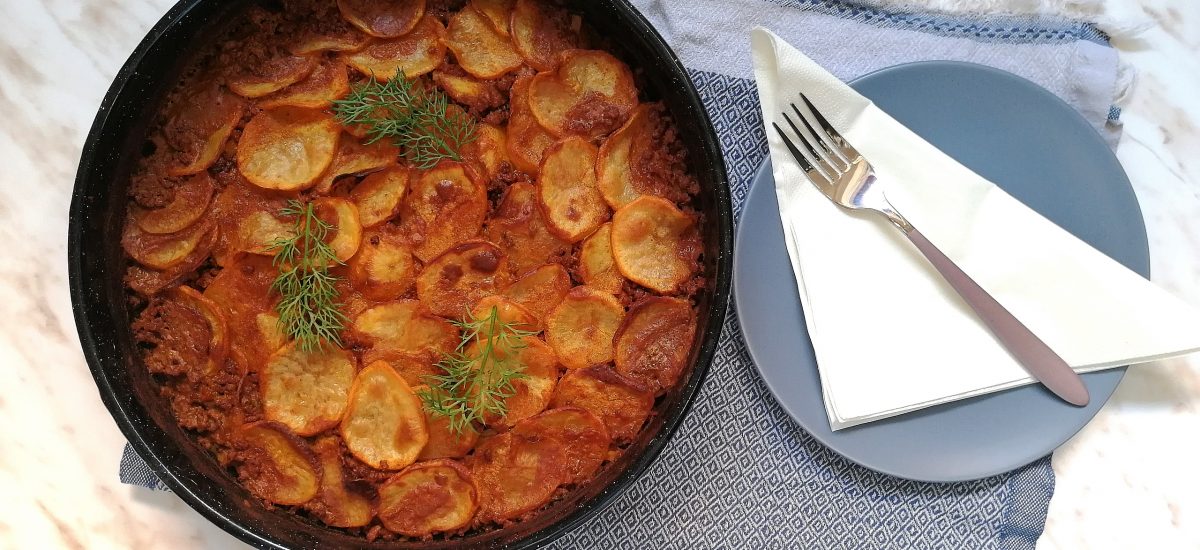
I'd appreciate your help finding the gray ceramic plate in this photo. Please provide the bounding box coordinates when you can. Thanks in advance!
[734,61,1147,483]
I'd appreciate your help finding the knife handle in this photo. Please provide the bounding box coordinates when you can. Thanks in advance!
[902,227,1090,406]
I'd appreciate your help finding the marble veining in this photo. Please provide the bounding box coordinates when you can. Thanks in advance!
[0,0,1195,549]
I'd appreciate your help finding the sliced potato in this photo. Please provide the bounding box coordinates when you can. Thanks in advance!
[446,5,523,79]
[340,361,429,470]
[313,197,363,262]
[203,255,280,371]
[512,407,609,482]
[230,55,318,98]
[577,223,624,294]
[209,178,289,266]
[343,16,445,79]
[133,172,214,235]
[471,296,539,333]
[509,0,580,71]
[237,107,341,191]
[478,336,558,427]
[545,286,624,369]
[366,350,441,389]
[169,285,230,376]
[484,182,570,276]
[401,161,488,262]
[235,422,321,506]
[259,61,351,110]
[308,437,373,528]
[313,135,399,195]
[122,216,213,270]
[460,122,509,180]
[610,196,701,293]
[502,263,570,320]
[614,297,695,393]
[349,166,408,227]
[337,0,426,38]
[293,21,371,55]
[124,227,216,296]
[164,84,244,177]
[550,365,653,442]
[597,103,653,209]
[417,397,482,459]
[415,241,510,319]
[529,49,637,138]
[472,0,514,36]
[347,229,416,301]
[379,459,478,537]
[234,210,294,256]
[352,301,459,357]
[536,137,608,242]
[433,70,504,114]
[256,312,290,352]
[506,74,555,174]
[470,430,569,522]
[262,344,357,436]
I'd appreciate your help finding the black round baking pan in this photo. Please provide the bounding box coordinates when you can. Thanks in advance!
[68,1,733,547]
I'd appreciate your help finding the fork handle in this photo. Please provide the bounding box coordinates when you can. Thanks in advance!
[901,227,1090,406]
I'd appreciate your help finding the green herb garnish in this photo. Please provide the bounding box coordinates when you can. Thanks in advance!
[331,70,477,169]
[267,200,348,352]
[418,306,534,435]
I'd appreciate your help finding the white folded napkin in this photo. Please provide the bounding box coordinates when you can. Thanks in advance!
[749,28,1200,430]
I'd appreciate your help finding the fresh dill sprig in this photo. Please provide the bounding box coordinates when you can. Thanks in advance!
[331,70,478,169]
[266,200,348,352]
[418,306,536,435]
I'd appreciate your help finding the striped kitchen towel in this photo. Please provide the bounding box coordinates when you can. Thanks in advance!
[122,1,1125,548]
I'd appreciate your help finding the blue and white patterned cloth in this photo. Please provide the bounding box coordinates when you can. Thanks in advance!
[121,1,1124,547]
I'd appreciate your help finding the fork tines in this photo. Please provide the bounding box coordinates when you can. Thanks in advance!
[773,93,851,184]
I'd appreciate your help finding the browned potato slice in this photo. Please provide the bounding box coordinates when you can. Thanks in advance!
[164,85,244,177]
[293,21,371,55]
[229,55,318,98]
[471,296,539,333]
[307,437,373,528]
[502,263,570,320]
[262,344,357,436]
[203,255,279,371]
[122,216,213,270]
[473,0,514,36]
[123,228,216,297]
[349,166,407,227]
[506,74,555,174]
[512,407,609,482]
[470,430,569,522]
[256,312,290,352]
[544,286,624,369]
[366,350,442,388]
[597,103,652,209]
[416,241,510,319]
[313,197,363,262]
[347,229,416,301]
[446,5,523,79]
[536,137,608,242]
[352,301,459,358]
[237,107,341,191]
[379,459,478,536]
[340,361,429,470]
[610,196,701,293]
[343,16,445,79]
[550,365,653,442]
[417,398,482,459]
[235,422,321,506]
[433,71,504,114]
[528,50,637,138]
[577,223,624,294]
[313,135,399,195]
[260,61,351,110]
[337,0,425,38]
[234,210,294,256]
[484,182,571,276]
[614,297,696,393]
[133,172,214,235]
[461,122,509,180]
[169,286,230,376]
[479,336,558,427]
[209,178,289,266]
[509,0,580,72]
[401,161,488,262]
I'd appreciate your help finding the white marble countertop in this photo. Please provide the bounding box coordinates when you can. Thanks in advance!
[0,1,1196,548]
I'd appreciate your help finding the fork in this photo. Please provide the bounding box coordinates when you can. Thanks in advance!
[773,94,1090,407]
